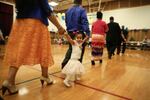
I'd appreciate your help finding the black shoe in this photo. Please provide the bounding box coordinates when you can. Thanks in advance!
[99,60,102,63]
[112,53,115,56]
[117,53,120,55]
[108,54,112,59]
[61,63,65,69]
[122,52,125,54]
[61,65,64,69]
[91,61,95,65]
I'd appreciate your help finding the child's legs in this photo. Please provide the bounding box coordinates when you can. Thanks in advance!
[64,73,75,87]
[76,74,81,80]
[66,74,75,81]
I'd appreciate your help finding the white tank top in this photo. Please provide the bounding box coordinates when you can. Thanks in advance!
[71,41,82,59]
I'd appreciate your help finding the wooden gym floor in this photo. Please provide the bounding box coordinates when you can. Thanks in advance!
[0,44,150,100]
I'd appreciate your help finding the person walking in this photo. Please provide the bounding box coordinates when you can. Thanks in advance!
[62,32,87,87]
[2,0,65,95]
[91,11,108,65]
[121,26,128,54]
[106,16,121,59]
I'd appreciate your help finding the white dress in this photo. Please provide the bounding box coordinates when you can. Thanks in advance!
[62,41,85,75]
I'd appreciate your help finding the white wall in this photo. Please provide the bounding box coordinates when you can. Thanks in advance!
[12,5,150,30]
[52,5,150,31]
[103,5,150,29]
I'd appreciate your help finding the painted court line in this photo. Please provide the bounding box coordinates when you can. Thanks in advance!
[18,67,132,100]
[0,68,132,100]
[15,70,61,85]
[52,74,132,100]
[0,71,61,90]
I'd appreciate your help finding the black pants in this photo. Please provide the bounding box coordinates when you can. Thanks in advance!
[122,42,126,53]
[61,32,86,69]
[106,41,117,58]
[116,42,127,54]
[116,42,122,55]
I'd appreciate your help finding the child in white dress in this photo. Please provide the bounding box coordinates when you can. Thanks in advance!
[62,32,88,87]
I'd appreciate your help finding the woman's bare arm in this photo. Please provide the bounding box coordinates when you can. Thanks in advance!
[64,33,75,45]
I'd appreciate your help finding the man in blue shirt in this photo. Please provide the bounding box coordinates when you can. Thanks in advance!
[62,0,90,69]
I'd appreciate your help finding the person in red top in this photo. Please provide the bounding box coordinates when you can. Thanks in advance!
[91,11,108,65]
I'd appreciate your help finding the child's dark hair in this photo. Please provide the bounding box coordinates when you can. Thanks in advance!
[75,32,83,40]
[75,32,82,36]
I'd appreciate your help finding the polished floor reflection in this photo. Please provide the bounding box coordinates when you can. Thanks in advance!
[0,45,150,100]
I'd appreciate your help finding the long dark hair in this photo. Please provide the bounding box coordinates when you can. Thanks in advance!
[15,0,37,11]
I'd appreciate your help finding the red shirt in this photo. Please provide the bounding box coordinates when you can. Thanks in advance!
[92,19,108,35]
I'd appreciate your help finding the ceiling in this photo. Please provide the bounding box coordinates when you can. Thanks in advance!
[53,0,114,11]
[0,0,114,12]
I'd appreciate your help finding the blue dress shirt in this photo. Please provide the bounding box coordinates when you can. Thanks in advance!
[16,0,52,26]
[65,5,90,36]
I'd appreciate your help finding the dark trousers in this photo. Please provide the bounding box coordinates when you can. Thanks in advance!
[122,42,126,53]
[116,42,126,54]
[61,32,86,69]
[106,41,117,58]
[116,42,122,55]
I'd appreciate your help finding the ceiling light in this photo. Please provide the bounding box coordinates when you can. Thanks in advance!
[49,1,58,7]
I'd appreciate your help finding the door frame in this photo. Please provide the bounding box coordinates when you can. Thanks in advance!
[0,1,15,22]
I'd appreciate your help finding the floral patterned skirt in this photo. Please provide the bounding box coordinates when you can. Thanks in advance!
[3,18,54,68]
[91,34,105,61]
